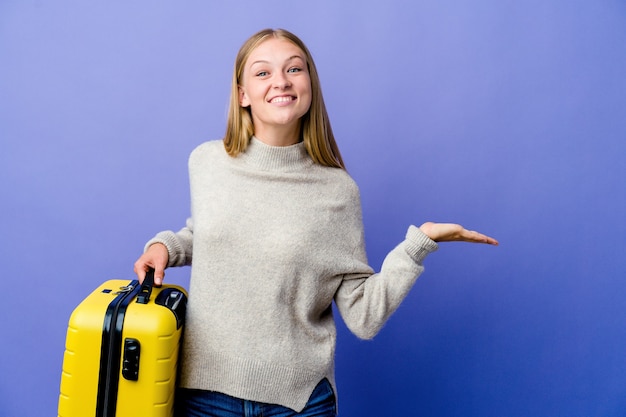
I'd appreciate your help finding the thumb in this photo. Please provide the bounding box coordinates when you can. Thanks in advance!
[152,266,165,287]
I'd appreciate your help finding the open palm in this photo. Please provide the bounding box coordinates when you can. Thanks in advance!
[419,222,499,245]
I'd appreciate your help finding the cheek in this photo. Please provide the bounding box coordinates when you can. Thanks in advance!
[302,95,312,113]
[300,79,313,104]
[303,87,313,110]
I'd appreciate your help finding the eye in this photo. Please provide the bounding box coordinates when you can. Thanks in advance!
[287,67,302,73]
[255,70,269,77]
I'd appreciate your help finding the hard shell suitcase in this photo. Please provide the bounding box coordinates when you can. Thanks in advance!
[58,270,187,417]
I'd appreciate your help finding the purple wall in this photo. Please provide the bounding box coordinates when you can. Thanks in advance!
[1,1,625,416]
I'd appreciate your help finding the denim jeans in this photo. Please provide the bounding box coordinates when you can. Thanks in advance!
[174,378,337,417]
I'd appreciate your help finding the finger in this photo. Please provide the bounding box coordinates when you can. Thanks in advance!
[483,235,499,245]
[134,261,148,283]
[153,266,165,286]
[466,230,499,245]
[488,237,499,245]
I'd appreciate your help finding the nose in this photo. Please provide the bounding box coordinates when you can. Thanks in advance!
[273,72,291,89]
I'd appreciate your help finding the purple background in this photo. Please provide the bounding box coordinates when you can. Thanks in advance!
[2,1,626,416]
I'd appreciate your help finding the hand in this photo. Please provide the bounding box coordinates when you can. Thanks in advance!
[419,222,499,245]
[133,243,169,285]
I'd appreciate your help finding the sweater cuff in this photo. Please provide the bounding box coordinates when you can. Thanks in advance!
[144,231,186,267]
[404,225,439,263]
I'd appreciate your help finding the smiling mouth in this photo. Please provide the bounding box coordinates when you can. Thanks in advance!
[270,96,295,104]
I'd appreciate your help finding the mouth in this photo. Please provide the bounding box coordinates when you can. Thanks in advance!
[269,95,296,104]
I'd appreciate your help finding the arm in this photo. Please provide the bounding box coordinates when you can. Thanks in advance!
[334,225,438,340]
[334,223,498,340]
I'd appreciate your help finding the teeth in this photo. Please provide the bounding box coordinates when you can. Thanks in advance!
[271,96,293,103]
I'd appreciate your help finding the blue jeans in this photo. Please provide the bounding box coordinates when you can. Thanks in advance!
[174,378,337,417]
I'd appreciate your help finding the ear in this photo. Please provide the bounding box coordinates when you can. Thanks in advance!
[238,86,250,107]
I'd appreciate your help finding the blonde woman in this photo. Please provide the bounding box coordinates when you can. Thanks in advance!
[135,28,498,417]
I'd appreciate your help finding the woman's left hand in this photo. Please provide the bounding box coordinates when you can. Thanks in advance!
[419,222,499,245]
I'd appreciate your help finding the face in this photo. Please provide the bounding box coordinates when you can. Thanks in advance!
[239,37,312,144]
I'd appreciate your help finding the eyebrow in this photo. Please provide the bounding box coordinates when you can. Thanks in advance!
[249,55,305,67]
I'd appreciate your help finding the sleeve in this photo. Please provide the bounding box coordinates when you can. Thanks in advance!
[144,216,194,267]
[334,225,439,340]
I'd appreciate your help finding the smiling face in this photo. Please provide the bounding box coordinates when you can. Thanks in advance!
[238,37,312,145]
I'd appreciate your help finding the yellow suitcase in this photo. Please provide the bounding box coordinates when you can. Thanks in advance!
[58,271,187,417]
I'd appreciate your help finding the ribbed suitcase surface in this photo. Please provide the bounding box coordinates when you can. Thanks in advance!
[58,273,187,417]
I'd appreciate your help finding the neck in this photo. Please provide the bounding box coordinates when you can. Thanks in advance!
[253,123,302,147]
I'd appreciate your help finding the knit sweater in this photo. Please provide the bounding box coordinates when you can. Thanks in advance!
[146,137,438,412]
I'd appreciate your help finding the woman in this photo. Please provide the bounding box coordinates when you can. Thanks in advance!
[134,28,498,417]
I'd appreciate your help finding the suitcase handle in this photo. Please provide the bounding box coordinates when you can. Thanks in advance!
[136,268,156,304]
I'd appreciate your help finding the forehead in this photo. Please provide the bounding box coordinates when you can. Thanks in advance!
[246,37,306,65]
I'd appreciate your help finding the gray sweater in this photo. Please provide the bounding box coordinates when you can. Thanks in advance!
[146,137,438,411]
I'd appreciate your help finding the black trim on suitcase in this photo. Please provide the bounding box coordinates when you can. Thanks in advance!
[96,280,142,417]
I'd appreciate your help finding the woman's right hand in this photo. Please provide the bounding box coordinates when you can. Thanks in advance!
[133,243,169,285]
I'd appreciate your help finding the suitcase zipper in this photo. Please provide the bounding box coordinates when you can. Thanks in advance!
[96,281,141,417]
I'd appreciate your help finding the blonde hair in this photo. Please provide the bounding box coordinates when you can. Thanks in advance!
[223,28,345,169]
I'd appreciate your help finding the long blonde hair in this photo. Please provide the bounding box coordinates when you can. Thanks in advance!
[223,28,345,169]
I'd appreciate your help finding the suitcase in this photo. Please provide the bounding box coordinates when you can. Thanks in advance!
[58,270,187,417]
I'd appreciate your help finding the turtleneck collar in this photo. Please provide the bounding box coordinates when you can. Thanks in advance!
[238,136,312,172]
